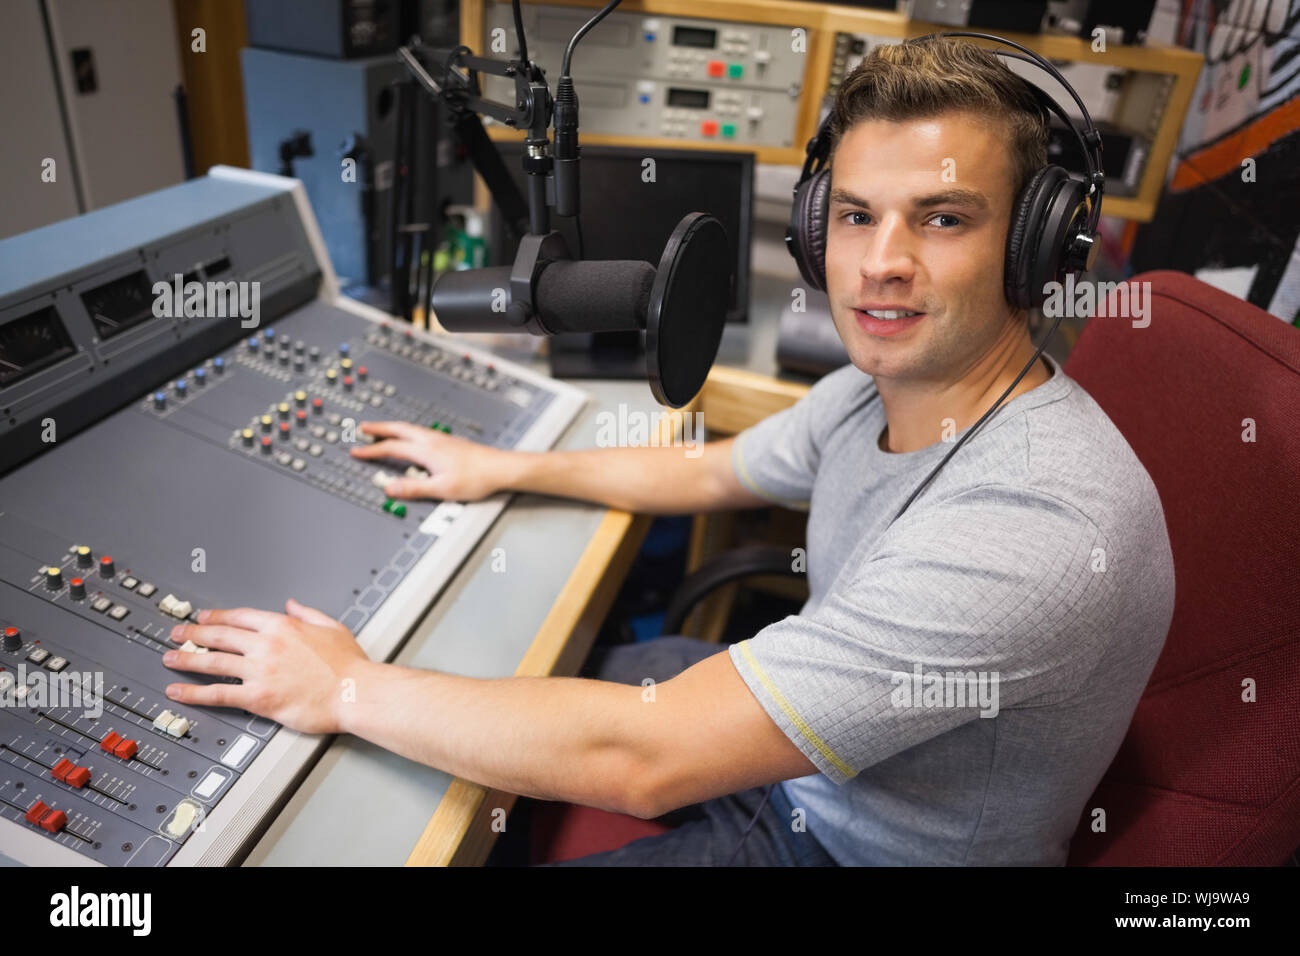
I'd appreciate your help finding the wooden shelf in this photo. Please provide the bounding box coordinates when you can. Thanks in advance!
[463,0,1203,223]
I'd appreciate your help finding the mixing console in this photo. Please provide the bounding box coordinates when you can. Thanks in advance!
[0,167,586,865]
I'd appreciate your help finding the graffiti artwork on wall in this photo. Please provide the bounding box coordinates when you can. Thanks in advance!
[1131,0,1300,324]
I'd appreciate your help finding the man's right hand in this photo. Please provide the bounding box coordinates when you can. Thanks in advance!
[349,421,511,502]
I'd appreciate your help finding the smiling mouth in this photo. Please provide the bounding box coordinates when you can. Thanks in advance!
[852,308,926,337]
[860,309,922,320]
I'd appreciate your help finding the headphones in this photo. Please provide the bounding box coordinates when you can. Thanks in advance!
[784,32,1105,310]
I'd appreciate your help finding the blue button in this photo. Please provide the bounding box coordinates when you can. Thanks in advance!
[248,336,258,348]
[213,357,225,370]
[639,94,650,104]
[153,392,165,403]
[339,343,351,355]
[174,379,187,393]
[263,328,275,339]
[194,368,206,382]
[644,32,655,41]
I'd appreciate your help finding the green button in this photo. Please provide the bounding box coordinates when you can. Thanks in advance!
[391,503,407,518]
[721,123,736,138]
[430,421,441,431]
[382,498,393,513]
[728,63,743,79]
[439,424,451,434]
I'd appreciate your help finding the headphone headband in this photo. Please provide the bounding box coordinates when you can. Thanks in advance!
[804,32,1105,238]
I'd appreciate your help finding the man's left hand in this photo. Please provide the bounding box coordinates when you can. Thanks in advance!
[162,599,369,735]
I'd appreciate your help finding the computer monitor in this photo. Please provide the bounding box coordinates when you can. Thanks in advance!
[487,142,754,380]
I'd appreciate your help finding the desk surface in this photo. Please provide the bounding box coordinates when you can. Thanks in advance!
[246,269,800,865]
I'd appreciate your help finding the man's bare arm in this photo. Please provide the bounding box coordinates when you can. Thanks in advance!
[352,421,771,515]
[500,436,769,514]
[332,647,817,819]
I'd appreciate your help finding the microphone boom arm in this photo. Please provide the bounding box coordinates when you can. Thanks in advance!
[390,4,732,408]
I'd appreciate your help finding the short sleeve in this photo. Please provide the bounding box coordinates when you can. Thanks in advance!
[728,485,1119,784]
[730,364,864,511]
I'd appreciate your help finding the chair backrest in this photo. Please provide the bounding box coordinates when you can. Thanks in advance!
[1063,270,1300,865]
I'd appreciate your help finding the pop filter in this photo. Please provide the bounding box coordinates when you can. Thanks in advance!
[646,212,731,408]
[428,213,730,408]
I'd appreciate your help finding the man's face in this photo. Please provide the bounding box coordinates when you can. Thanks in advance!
[824,111,1020,385]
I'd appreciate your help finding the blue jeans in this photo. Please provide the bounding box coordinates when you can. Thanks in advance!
[537,636,838,867]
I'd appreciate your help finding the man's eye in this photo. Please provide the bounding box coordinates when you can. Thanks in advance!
[843,211,870,226]
[929,214,962,228]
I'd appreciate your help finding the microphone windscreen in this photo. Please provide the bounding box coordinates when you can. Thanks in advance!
[535,259,655,334]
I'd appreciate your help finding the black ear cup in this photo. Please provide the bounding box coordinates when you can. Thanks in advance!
[1004,166,1057,309]
[786,166,832,292]
[1004,165,1089,309]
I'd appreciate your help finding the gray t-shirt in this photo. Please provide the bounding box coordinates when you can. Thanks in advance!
[727,354,1175,865]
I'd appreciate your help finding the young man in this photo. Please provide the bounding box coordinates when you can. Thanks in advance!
[163,39,1175,866]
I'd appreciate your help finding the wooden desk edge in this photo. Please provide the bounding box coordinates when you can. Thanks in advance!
[404,506,652,866]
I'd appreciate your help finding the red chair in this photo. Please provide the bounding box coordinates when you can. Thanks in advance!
[1064,270,1300,865]
[531,271,1300,866]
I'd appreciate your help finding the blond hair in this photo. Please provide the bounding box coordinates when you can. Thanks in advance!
[828,37,1050,199]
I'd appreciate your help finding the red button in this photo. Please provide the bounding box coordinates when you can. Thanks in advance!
[114,739,137,759]
[343,376,354,387]
[67,766,90,788]
[52,758,74,782]
[279,422,290,435]
[25,800,65,832]
[707,60,725,77]
[357,366,368,379]
[3,626,16,638]
[261,437,272,448]
[296,410,307,423]
[700,120,719,136]
[100,731,122,754]
[312,398,323,410]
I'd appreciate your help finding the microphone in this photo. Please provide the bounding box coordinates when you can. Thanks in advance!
[430,212,731,408]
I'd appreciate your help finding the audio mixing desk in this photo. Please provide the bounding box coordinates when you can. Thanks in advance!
[0,168,587,865]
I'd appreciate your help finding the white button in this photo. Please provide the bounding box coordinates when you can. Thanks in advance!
[171,600,193,619]
[164,800,201,838]
[221,733,257,768]
[194,769,227,799]
[158,593,178,615]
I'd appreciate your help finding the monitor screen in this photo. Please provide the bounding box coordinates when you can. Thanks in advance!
[489,143,754,323]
